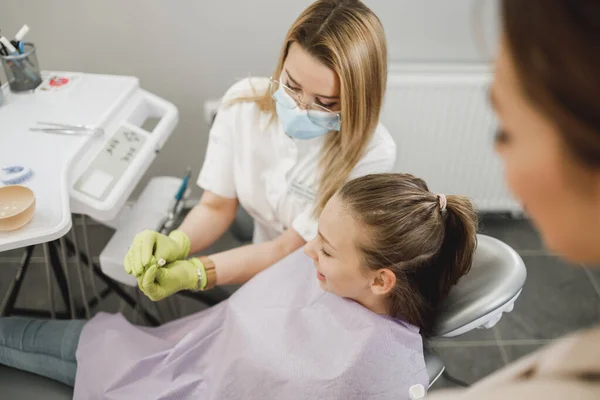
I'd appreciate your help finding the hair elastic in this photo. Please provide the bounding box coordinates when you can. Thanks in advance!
[437,194,447,212]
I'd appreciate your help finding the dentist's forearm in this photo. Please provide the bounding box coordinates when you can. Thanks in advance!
[208,228,306,286]
[177,191,237,254]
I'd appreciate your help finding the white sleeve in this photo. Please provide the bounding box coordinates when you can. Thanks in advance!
[292,208,318,243]
[196,103,237,199]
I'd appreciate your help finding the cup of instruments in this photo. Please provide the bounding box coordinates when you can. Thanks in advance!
[0,43,43,93]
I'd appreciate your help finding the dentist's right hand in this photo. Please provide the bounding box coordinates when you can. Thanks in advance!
[124,230,191,277]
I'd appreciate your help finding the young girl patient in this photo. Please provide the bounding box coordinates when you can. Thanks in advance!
[0,173,477,399]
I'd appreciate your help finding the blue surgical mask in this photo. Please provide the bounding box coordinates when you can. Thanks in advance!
[272,86,341,140]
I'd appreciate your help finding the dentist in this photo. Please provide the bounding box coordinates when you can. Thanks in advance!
[124,0,396,299]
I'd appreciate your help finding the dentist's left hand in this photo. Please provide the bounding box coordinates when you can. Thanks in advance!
[124,230,191,277]
[137,259,204,301]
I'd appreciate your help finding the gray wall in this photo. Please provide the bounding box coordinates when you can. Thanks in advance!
[0,0,498,198]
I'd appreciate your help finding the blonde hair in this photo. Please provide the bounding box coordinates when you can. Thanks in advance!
[340,174,478,336]
[231,0,387,216]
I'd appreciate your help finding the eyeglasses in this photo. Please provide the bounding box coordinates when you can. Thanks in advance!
[269,77,341,130]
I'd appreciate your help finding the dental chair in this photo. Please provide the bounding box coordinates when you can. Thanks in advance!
[0,210,526,398]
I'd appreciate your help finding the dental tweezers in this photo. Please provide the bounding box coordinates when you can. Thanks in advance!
[30,121,104,137]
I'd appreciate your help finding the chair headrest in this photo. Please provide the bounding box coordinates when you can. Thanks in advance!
[432,234,527,336]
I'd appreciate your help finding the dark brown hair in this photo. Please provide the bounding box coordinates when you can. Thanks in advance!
[502,1,600,166]
[339,173,478,336]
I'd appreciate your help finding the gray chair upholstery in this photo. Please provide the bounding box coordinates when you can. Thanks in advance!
[433,234,527,337]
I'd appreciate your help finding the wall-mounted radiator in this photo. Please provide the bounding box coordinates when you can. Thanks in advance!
[381,64,520,212]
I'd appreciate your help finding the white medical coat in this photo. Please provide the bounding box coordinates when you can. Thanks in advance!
[197,77,396,243]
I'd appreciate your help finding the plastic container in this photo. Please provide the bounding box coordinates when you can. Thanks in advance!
[0,185,36,231]
[0,43,43,92]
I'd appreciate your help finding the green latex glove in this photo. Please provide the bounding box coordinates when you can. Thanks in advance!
[124,230,191,277]
[137,258,206,301]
